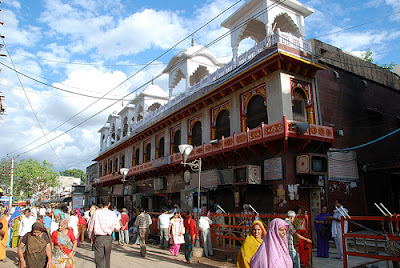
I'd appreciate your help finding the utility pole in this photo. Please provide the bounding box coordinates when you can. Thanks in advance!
[9,158,14,206]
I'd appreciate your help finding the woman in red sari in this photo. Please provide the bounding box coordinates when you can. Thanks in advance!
[51,219,77,268]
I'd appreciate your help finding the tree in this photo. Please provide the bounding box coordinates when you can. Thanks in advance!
[363,48,397,71]
[59,169,86,184]
[0,158,12,191]
[14,159,59,198]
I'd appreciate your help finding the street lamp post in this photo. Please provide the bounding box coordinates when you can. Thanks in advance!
[178,144,201,247]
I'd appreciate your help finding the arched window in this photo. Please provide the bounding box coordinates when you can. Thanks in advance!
[99,165,102,176]
[292,88,307,122]
[158,137,165,158]
[246,95,267,129]
[105,163,108,175]
[111,124,116,144]
[215,110,230,139]
[133,148,140,166]
[137,106,143,122]
[109,160,112,174]
[173,130,181,154]
[122,117,128,137]
[120,155,125,168]
[144,143,151,163]
[114,158,118,173]
[191,121,202,147]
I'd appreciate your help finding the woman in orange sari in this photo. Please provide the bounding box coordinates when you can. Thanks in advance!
[51,220,77,268]
[236,220,266,268]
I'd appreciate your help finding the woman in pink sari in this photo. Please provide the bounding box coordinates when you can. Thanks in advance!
[51,219,77,268]
[169,212,185,257]
[250,218,293,268]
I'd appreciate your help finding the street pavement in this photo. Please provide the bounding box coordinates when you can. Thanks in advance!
[3,241,396,267]
[4,241,236,268]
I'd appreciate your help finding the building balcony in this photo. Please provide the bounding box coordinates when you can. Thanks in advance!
[94,116,334,186]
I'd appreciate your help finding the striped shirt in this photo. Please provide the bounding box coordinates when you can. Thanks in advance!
[135,212,152,229]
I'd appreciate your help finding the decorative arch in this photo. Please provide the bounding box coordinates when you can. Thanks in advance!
[132,146,140,166]
[148,102,161,113]
[291,79,314,123]
[237,19,266,46]
[99,164,103,177]
[188,114,202,145]
[136,105,144,122]
[170,125,181,154]
[108,159,112,174]
[143,139,151,163]
[156,134,165,159]
[113,157,118,173]
[272,13,301,38]
[211,102,230,139]
[240,84,267,131]
[122,117,128,137]
[105,162,108,175]
[120,154,125,168]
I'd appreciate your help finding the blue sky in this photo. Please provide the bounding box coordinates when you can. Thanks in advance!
[0,0,399,173]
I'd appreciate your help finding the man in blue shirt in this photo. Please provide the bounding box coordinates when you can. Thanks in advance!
[43,212,52,235]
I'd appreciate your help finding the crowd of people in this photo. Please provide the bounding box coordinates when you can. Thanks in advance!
[236,199,349,268]
[0,198,349,268]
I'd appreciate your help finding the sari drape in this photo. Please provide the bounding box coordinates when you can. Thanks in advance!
[237,220,266,268]
[52,231,74,268]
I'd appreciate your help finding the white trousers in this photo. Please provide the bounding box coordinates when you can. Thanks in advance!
[201,229,213,257]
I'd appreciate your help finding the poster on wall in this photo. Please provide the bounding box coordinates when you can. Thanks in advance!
[328,151,359,182]
[264,157,283,181]
[72,195,84,210]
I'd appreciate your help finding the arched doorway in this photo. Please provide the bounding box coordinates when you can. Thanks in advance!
[173,130,181,154]
[215,110,230,139]
[246,95,267,129]
[191,121,202,147]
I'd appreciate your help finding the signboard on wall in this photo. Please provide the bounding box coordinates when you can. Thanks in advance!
[328,151,359,182]
[264,157,283,180]
[189,169,219,189]
[72,195,84,210]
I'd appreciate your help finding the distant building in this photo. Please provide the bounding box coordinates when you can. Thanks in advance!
[85,163,98,207]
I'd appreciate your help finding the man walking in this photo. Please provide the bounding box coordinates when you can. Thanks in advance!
[134,208,152,257]
[157,208,174,249]
[285,210,312,268]
[88,200,120,268]
[331,199,348,260]
[199,213,213,257]
[19,208,36,240]
[119,208,129,246]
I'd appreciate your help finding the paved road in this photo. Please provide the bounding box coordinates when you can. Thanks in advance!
[4,242,396,267]
[4,241,235,268]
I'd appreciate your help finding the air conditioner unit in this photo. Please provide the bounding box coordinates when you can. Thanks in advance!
[154,177,165,191]
[232,165,261,185]
[296,153,328,175]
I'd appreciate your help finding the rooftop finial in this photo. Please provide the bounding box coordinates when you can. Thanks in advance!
[191,35,195,47]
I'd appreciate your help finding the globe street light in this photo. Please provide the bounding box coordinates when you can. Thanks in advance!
[178,144,202,247]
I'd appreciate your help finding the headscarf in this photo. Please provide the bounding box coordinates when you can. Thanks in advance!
[8,206,22,228]
[74,208,81,218]
[26,222,48,259]
[53,209,65,219]
[237,220,267,268]
[250,218,293,268]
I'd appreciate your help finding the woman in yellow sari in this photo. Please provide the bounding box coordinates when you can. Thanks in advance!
[237,220,266,268]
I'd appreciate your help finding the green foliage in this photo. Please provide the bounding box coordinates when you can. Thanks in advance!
[14,158,59,198]
[0,158,12,190]
[363,48,397,71]
[59,169,86,183]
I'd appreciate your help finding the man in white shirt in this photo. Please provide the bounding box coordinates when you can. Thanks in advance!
[157,209,174,249]
[39,206,46,217]
[88,200,120,268]
[19,208,37,239]
[30,206,38,218]
[330,199,349,260]
[198,214,213,257]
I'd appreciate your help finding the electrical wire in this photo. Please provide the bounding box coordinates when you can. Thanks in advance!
[329,128,400,152]
[1,38,67,169]
[312,11,400,39]
[8,0,287,159]
[7,0,246,157]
